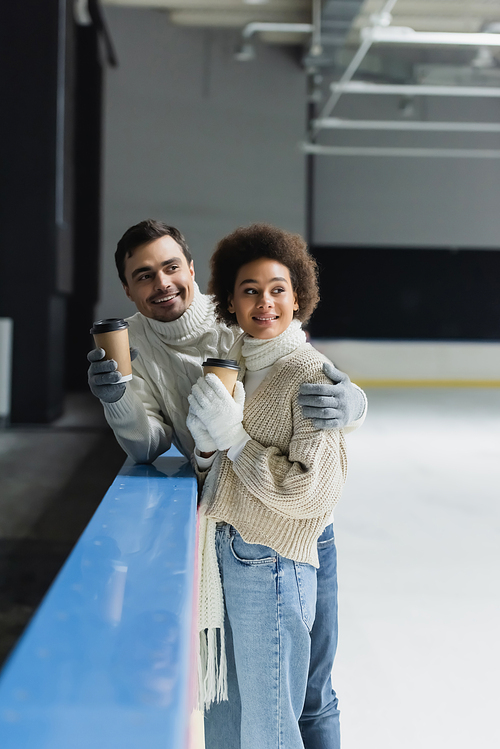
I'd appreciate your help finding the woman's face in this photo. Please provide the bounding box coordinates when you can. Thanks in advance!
[228,258,299,339]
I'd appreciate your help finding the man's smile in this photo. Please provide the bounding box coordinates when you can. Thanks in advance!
[151,292,181,305]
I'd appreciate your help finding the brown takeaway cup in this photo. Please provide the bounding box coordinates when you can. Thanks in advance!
[202,358,240,396]
[91,319,133,383]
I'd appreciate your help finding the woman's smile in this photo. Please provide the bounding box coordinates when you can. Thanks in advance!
[253,314,279,324]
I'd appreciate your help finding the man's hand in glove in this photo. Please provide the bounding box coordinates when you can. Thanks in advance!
[298,362,366,429]
[188,374,247,451]
[87,347,138,404]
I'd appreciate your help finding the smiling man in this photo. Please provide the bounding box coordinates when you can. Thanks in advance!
[122,232,195,323]
[87,219,367,464]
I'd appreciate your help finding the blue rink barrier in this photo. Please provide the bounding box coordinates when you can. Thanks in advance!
[0,446,198,749]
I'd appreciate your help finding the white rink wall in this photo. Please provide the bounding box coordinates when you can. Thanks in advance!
[312,339,500,385]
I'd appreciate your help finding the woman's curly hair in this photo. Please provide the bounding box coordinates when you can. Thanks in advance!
[208,223,320,327]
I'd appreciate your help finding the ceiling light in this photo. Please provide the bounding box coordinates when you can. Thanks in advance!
[362,27,500,47]
[312,118,500,132]
[301,144,500,159]
[329,82,500,98]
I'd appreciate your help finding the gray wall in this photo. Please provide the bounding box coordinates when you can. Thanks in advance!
[98,7,500,322]
[98,7,307,320]
[312,93,500,247]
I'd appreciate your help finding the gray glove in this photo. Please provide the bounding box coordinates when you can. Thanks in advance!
[298,362,365,429]
[87,347,139,403]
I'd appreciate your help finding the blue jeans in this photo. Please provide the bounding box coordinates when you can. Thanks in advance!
[204,523,340,749]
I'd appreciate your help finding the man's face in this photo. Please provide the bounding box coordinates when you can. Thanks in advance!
[123,235,195,322]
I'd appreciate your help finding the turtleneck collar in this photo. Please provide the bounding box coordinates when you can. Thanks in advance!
[143,283,214,343]
[241,318,307,371]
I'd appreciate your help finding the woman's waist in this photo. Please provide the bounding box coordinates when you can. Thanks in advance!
[208,506,331,568]
[215,520,334,546]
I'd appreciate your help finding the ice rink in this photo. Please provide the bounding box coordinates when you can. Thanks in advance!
[334,387,500,749]
[190,386,500,749]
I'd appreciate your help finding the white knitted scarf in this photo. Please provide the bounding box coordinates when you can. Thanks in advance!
[138,283,234,456]
[197,318,306,711]
[241,318,306,371]
[197,496,227,710]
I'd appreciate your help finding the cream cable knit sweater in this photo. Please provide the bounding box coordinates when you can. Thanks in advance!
[201,343,348,569]
[103,283,236,462]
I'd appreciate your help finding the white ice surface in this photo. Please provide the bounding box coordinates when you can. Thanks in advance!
[335,388,500,749]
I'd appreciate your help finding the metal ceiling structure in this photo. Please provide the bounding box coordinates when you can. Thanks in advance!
[101,0,500,158]
[306,1,500,158]
[101,1,500,52]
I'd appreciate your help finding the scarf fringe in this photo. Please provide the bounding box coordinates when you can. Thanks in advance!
[197,509,228,711]
[197,626,228,711]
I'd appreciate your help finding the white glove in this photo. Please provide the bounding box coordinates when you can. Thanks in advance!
[188,374,248,451]
[186,408,217,454]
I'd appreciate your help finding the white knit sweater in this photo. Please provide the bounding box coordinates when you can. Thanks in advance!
[103,283,236,461]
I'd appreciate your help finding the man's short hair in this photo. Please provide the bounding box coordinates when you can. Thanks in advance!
[115,219,193,285]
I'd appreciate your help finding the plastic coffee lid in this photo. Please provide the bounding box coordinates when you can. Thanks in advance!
[202,358,240,370]
[90,318,129,334]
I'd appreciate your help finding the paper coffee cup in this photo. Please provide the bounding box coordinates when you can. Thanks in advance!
[202,358,240,396]
[91,319,133,383]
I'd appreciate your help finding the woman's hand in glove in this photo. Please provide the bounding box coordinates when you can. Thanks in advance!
[188,374,248,451]
[186,408,217,455]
